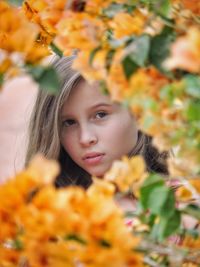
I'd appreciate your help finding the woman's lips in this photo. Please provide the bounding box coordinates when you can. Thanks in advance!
[83,153,104,165]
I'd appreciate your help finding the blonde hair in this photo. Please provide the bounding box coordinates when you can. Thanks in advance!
[26,55,168,188]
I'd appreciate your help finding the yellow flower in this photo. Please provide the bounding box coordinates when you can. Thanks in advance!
[0,6,39,53]
[107,59,130,101]
[105,156,147,196]
[0,58,12,73]
[181,235,200,249]
[56,11,105,53]
[23,0,65,43]
[72,50,107,82]
[109,10,147,39]
[176,178,200,201]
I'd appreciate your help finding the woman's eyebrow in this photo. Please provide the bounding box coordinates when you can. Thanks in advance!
[90,103,112,109]
[61,103,113,119]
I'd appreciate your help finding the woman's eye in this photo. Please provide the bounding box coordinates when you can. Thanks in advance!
[63,119,76,127]
[95,111,108,119]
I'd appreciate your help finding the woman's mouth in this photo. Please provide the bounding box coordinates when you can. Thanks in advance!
[82,153,105,165]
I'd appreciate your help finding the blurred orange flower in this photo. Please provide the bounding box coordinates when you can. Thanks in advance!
[105,156,147,196]
[165,27,200,73]
[176,178,200,201]
[109,10,147,39]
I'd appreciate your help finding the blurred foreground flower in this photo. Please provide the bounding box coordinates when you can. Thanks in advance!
[105,156,147,196]
[165,27,200,73]
[0,155,144,267]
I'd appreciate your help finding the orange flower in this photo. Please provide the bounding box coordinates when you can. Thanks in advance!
[181,235,200,249]
[176,178,200,201]
[105,156,147,195]
[165,27,200,73]
[23,0,66,43]
[72,50,107,82]
[182,0,200,15]
[56,10,105,53]
[107,57,130,101]
[0,58,12,73]
[109,10,147,39]
[0,6,39,53]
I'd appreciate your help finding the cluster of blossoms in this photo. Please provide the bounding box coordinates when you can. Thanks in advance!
[0,155,144,267]
[0,0,200,266]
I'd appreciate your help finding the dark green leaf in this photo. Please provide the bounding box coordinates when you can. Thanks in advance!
[149,26,176,73]
[64,234,87,245]
[50,43,63,58]
[122,56,138,79]
[158,210,181,240]
[99,80,109,95]
[105,49,115,71]
[160,188,176,218]
[28,65,60,94]
[89,46,102,66]
[0,73,4,87]
[182,204,200,220]
[28,65,45,80]
[184,75,200,99]
[127,34,150,67]
[155,0,171,17]
[99,239,111,248]
[8,239,24,250]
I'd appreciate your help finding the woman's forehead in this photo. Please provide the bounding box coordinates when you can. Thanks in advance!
[63,79,112,108]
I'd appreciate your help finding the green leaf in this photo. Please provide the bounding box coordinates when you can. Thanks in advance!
[155,0,171,17]
[127,34,150,67]
[142,114,155,131]
[140,174,164,209]
[99,239,112,248]
[149,26,176,73]
[102,3,124,18]
[160,84,174,104]
[144,0,171,17]
[0,73,4,87]
[158,210,181,240]
[147,186,175,218]
[160,188,176,218]
[89,46,102,66]
[27,65,45,80]
[64,234,87,245]
[182,204,200,220]
[99,80,109,95]
[28,65,60,94]
[7,239,24,250]
[50,43,63,58]
[105,49,115,71]
[109,36,130,49]
[184,75,200,99]
[186,100,200,121]
[122,56,138,79]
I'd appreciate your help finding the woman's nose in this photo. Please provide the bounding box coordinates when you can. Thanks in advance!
[79,124,98,147]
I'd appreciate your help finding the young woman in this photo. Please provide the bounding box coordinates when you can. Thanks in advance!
[25,55,168,188]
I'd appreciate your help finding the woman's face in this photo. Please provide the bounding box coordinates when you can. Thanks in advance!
[60,79,138,177]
